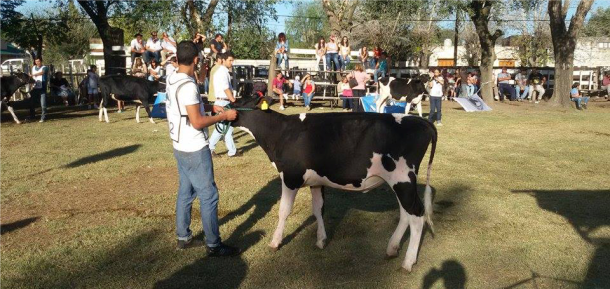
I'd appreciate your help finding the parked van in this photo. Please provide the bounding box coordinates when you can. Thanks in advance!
[0,58,30,75]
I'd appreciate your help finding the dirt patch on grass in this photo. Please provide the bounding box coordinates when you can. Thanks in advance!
[1,166,178,250]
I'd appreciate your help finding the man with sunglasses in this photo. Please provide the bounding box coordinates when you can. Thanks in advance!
[145,31,163,64]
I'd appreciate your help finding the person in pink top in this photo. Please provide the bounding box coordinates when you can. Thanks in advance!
[272,71,290,110]
[351,64,371,112]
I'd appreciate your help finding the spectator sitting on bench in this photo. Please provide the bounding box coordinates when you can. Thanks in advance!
[602,71,610,100]
[301,74,316,111]
[292,75,301,100]
[50,71,73,106]
[571,82,589,110]
[272,71,291,111]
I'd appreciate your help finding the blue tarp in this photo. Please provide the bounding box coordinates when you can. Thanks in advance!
[151,92,167,118]
[361,95,407,113]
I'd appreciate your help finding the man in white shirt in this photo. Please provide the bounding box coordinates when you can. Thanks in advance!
[208,52,241,157]
[166,40,240,256]
[145,31,163,64]
[130,33,146,65]
[29,57,48,122]
[161,32,177,63]
[428,69,444,126]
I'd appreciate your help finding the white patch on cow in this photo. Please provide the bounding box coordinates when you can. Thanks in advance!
[299,113,306,122]
[392,113,405,124]
[271,162,278,171]
[407,79,412,85]
[237,126,256,141]
[300,153,415,191]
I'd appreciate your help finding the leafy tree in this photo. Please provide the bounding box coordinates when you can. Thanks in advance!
[548,0,595,108]
[110,1,177,44]
[285,2,330,48]
[230,25,274,59]
[583,6,610,37]
[320,0,360,37]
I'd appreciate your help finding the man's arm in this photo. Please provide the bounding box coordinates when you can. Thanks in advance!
[185,104,236,130]
[224,88,235,102]
[210,43,218,53]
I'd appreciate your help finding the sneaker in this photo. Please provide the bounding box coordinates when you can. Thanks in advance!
[207,243,241,257]
[39,118,45,123]
[436,122,443,127]
[535,101,540,104]
[305,106,311,111]
[117,109,123,113]
[229,151,243,157]
[279,105,285,111]
[583,103,588,109]
[177,238,203,250]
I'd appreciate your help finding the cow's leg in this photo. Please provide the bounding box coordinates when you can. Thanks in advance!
[99,102,104,122]
[135,105,140,123]
[376,96,388,113]
[143,103,155,124]
[269,182,298,250]
[404,102,412,115]
[101,100,109,123]
[386,198,409,258]
[392,173,425,272]
[417,101,423,118]
[311,186,327,249]
[3,101,21,124]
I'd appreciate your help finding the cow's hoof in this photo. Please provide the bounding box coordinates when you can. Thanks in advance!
[268,244,280,252]
[398,266,413,274]
[15,121,21,124]
[385,253,399,260]
[316,239,326,249]
[149,118,156,124]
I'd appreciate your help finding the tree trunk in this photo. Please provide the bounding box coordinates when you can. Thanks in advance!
[548,0,594,108]
[478,38,496,103]
[321,0,359,37]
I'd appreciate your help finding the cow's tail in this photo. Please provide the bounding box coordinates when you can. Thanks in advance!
[424,125,437,234]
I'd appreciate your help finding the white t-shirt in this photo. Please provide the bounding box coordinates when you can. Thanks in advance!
[146,38,162,51]
[165,63,176,78]
[161,37,177,53]
[213,65,232,100]
[429,78,443,97]
[166,73,208,152]
[149,65,162,75]
[130,39,144,51]
[31,65,47,88]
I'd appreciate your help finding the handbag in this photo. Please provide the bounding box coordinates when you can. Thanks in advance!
[349,72,358,88]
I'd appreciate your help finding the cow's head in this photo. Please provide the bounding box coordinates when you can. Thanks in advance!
[12,72,35,86]
[418,73,431,84]
[233,90,266,111]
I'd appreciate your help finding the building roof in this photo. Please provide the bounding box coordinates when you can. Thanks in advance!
[0,39,27,56]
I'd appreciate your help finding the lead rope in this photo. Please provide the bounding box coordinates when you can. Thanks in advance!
[214,103,254,137]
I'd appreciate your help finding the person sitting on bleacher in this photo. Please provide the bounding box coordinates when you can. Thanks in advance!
[272,71,290,110]
[275,32,289,72]
[338,75,353,111]
[148,59,161,81]
[292,75,301,100]
[571,82,589,110]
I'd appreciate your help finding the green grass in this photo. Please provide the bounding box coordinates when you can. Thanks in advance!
[1,100,609,289]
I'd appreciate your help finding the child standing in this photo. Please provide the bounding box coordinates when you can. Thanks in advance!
[292,75,301,100]
[338,76,353,111]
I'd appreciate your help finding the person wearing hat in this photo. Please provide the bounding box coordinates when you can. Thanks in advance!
[602,71,610,100]
[514,68,529,101]
[162,55,178,84]
[130,33,146,65]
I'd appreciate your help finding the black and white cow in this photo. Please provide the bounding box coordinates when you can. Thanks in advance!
[231,95,437,272]
[1,72,34,124]
[98,75,165,123]
[377,74,431,117]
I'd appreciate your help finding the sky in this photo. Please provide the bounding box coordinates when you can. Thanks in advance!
[16,0,610,35]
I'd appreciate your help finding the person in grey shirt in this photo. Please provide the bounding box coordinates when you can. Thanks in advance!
[497,67,516,101]
[514,69,529,101]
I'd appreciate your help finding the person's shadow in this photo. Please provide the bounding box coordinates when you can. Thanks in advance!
[422,260,467,289]
[513,189,610,288]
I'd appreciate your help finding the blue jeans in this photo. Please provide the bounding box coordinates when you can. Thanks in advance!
[29,86,47,120]
[276,53,289,70]
[144,51,161,64]
[302,92,314,107]
[515,85,529,99]
[499,83,516,100]
[326,53,340,71]
[209,99,237,156]
[572,97,589,108]
[342,96,352,109]
[429,96,442,122]
[374,69,386,82]
[340,55,350,70]
[173,146,221,247]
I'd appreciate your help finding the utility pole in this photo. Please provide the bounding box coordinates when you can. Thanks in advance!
[453,9,460,67]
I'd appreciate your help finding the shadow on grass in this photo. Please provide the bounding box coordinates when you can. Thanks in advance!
[0,217,39,235]
[422,260,467,289]
[62,144,142,168]
[513,189,610,289]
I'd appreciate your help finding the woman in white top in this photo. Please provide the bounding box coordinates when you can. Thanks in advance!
[339,36,351,71]
[359,46,369,70]
[148,59,162,81]
[428,69,444,126]
[325,35,340,71]
[314,37,327,72]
